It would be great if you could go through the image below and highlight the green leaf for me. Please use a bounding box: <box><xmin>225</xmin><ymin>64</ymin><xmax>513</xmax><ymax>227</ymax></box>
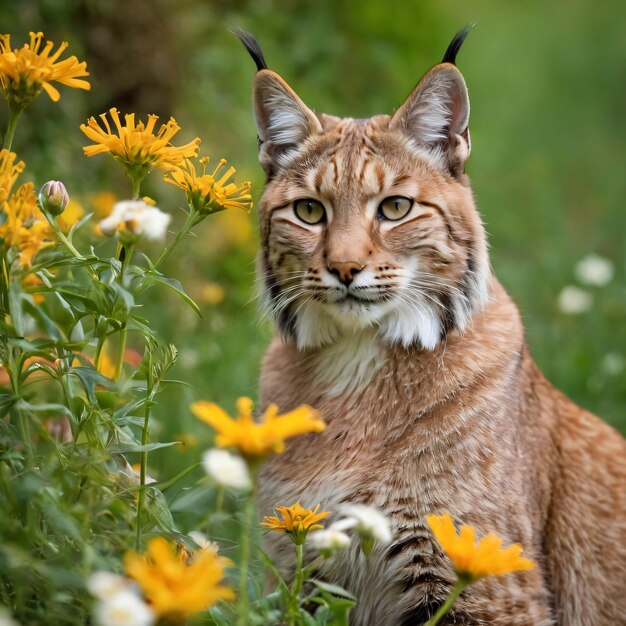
<box><xmin>308</xmin><ymin>580</ymin><xmax>356</xmax><ymax>601</ymax></box>
<box><xmin>141</xmin><ymin>272</ymin><xmax>201</xmax><ymax>316</ymax></box>
<box><xmin>145</xmin><ymin>486</ymin><xmax>178</xmax><ymax>533</ymax></box>
<box><xmin>66</xmin><ymin>212</ymin><xmax>94</xmax><ymax>240</ymax></box>
<box><xmin>108</xmin><ymin>441</ymin><xmax>180</xmax><ymax>454</ymax></box>
<box><xmin>71</xmin><ymin>367</ymin><xmax>112</xmax><ymax>404</ymax></box>
<box><xmin>22</xmin><ymin>299</ymin><xmax>63</xmax><ymax>341</ymax></box>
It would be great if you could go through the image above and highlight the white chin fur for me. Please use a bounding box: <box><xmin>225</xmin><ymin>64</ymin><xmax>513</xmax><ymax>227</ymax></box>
<box><xmin>293</xmin><ymin>295</ymin><xmax>444</xmax><ymax>351</ymax></box>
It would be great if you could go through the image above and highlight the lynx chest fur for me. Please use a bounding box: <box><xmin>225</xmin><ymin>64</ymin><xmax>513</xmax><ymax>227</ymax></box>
<box><xmin>237</xmin><ymin>28</ymin><xmax>626</xmax><ymax>626</ymax></box>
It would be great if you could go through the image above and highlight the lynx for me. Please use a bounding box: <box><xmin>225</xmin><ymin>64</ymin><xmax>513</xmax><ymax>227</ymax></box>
<box><xmin>237</xmin><ymin>28</ymin><xmax>626</xmax><ymax>625</ymax></box>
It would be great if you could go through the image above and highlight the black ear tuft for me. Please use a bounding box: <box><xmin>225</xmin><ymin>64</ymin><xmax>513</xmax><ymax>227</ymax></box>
<box><xmin>232</xmin><ymin>28</ymin><xmax>268</xmax><ymax>71</ymax></box>
<box><xmin>441</xmin><ymin>22</ymin><xmax>477</xmax><ymax>65</ymax></box>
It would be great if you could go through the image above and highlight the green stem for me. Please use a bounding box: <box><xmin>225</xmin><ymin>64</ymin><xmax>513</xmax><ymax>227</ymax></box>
<box><xmin>152</xmin><ymin>208</ymin><xmax>201</xmax><ymax>272</ymax></box>
<box><xmin>3</xmin><ymin>103</ymin><xmax>25</xmax><ymax>151</ymax></box>
<box><xmin>286</xmin><ymin>543</ymin><xmax>305</xmax><ymax>624</ymax></box>
<box><xmin>44</xmin><ymin>212</ymin><xmax>85</xmax><ymax>260</ymax></box>
<box><xmin>131</xmin><ymin>175</ymin><xmax>143</xmax><ymax>200</ymax></box>
<box><xmin>424</xmin><ymin>579</ymin><xmax>468</xmax><ymax>626</ymax></box>
<box><xmin>94</xmin><ymin>333</ymin><xmax>106</xmax><ymax>374</ymax></box>
<box><xmin>114</xmin><ymin>327</ymin><xmax>127</xmax><ymax>382</ymax></box>
<box><xmin>236</xmin><ymin>485</ymin><xmax>256</xmax><ymax>626</ymax></box>
<box><xmin>135</xmin><ymin>350</ymin><xmax>153</xmax><ymax>551</ymax></box>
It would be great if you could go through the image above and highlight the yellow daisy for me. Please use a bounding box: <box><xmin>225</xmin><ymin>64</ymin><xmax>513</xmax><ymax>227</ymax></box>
<box><xmin>191</xmin><ymin>397</ymin><xmax>325</xmax><ymax>458</ymax></box>
<box><xmin>427</xmin><ymin>514</ymin><xmax>535</xmax><ymax>581</ymax></box>
<box><xmin>261</xmin><ymin>501</ymin><xmax>330</xmax><ymax>545</ymax></box>
<box><xmin>124</xmin><ymin>537</ymin><xmax>234</xmax><ymax>617</ymax></box>
<box><xmin>80</xmin><ymin>108</ymin><xmax>200</xmax><ymax>179</ymax></box>
<box><xmin>0</xmin><ymin>31</ymin><xmax>90</xmax><ymax>105</ymax></box>
<box><xmin>0</xmin><ymin>150</ymin><xmax>53</xmax><ymax>268</ymax></box>
<box><xmin>163</xmin><ymin>156</ymin><xmax>253</xmax><ymax>213</ymax></box>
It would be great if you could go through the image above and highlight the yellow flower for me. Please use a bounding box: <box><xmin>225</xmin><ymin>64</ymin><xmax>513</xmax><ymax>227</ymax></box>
<box><xmin>0</xmin><ymin>148</ymin><xmax>25</xmax><ymax>202</ymax></box>
<box><xmin>200</xmin><ymin>281</ymin><xmax>225</xmax><ymax>305</ymax></box>
<box><xmin>90</xmin><ymin>191</ymin><xmax>117</xmax><ymax>217</ymax></box>
<box><xmin>163</xmin><ymin>156</ymin><xmax>253</xmax><ymax>214</ymax></box>
<box><xmin>191</xmin><ymin>397</ymin><xmax>325</xmax><ymax>458</ymax></box>
<box><xmin>0</xmin><ymin>150</ymin><xmax>53</xmax><ymax>268</ymax></box>
<box><xmin>0</xmin><ymin>32</ymin><xmax>90</xmax><ymax>105</ymax></box>
<box><xmin>427</xmin><ymin>514</ymin><xmax>535</xmax><ymax>581</ymax></box>
<box><xmin>124</xmin><ymin>537</ymin><xmax>234</xmax><ymax>617</ymax></box>
<box><xmin>261</xmin><ymin>501</ymin><xmax>330</xmax><ymax>545</ymax></box>
<box><xmin>80</xmin><ymin>108</ymin><xmax>200</xmax><ymax>179</ymax></box>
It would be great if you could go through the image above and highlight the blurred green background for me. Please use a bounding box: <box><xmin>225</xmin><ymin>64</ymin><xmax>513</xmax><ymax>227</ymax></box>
<box><xmin>3</xmin><ymin>0</ymin><xmax>625</xmax><ymax>482</ymax></box>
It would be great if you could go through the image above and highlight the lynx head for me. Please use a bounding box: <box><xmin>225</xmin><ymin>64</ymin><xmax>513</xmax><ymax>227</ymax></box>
<box><xmin>238</xmin><ymin>27</ymin><xmax>490</xmax><ymax>350</ymax></box>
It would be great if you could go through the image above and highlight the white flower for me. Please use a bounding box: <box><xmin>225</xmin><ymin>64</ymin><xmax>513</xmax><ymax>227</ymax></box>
<box><xmin>575</xmin><ymin>254</ymin><xmax>614</xmax><ymax>287</ymax></box>
<box><xmin>94</xmin><ymin>591</ymin><xmax>155</xmax><ymax>626</ymax></box>
<box><xmin>309</xmin><ymin>527</ymin><xmax>352</xmax><ymax>554</ymax></box>
<box><xmin>334</xmin><ymin>504</ymin><xmax>393</xmax><ymax>545</ymax></box>
<box><xmin>87</xmin><ymin>571</ymin><xmax>132</xmax><ymax>600</ymax></box>
<box><xmin>602</xmin><ymin>353</ymin><xmax>625</xmax><ymax>376</ymax></box>
<box><xmin>202</xmin><ymin>449</ymin><xmax>251</xmax><ymax>490</ymax></box>
<box><xmin>188</xmin><ymin>531</ymin><xmax>220</xmax><ymax>553</ymax></box>
<box><xmin>99</xmin><ymin>200</ymin><xmax>171</xmax><ymax>241</ymax></box>
<box><xmin>557</xmin><ymin>286</ymin><xmax>593</xmax><ymax>315</ymax></box>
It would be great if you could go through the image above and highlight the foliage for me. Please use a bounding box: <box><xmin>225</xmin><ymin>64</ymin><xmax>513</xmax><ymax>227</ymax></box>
<box><xmin>0</xmin><ymin>1</ymin><xmax>624</xmax><ymax>623</ymax></box>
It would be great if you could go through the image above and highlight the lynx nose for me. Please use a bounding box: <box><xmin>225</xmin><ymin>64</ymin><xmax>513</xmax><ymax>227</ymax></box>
<box><xmin>327</xmin><ymin>261</ymin><xmax>364</xmax><ymax>286</ymax></box>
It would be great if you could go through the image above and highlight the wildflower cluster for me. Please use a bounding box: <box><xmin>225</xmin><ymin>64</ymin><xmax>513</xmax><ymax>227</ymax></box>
<box><xmin>0</xmin><ymin>31</ymin><xmax>90</xmax><ymax>106</ymax></box>
<box><xmin>0</xmin><ymin>148</ymin><xmax>52</xmax><ymax>268</ymax></box>
<box><xmin>164</xmin><ymin>157</ymin><xmax>253</xmax><ymax>214</ymax></box>
<box><xmin>80</xmin><ymin>108</ymin><xmax>200</xmax><ymax>187</ymax></box>
<box><xmin>0</xmin><ymin>27</ymin><xmax>541</xmax><ymax>626</ymax></box>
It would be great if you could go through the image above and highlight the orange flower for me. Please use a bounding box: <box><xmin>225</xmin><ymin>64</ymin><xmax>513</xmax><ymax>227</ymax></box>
<box><xmin>261</xmin><ymin>501</ymin><xmax>329</xmax><ymax>545</ymax></box>
<box><xmin>124</xmin><ymin>537</ymin><xmax>234</xmax><ymax>617</ymax></box>
<box><xmin>191</xmin><ymin>397</ymin><xmax>325</xmax><ymax>458</ymax></box>
<box><xmin>0</xmin><ymin>32</ymin><xmax>89</xmax><ymax>105</ymax></box>
<box><xmin>427</xmin><ymin>514</ymin><xmax>535</xmax><ymax>580</ymax></box>
<box><xmin>80</xmin><ymin>108</ymin><xmax>200</xmax><ymax>178</ymax></box>
<box><xmin>163</xmin><ymin>157</ymin><xmax>253</xmax><ymax>213</ymax></box>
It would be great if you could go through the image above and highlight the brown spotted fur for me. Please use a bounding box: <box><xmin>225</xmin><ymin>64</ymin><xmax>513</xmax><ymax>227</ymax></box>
<box><xmin>242</xmin><ymin>33</ymin><xmax>626</xmax><ymax>626</ymax></box>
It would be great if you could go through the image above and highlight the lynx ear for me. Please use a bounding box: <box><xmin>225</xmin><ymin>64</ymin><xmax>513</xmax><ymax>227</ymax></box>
<box><xmin>389</xmin><ymin>64</ymin><xmax>470</xmax><ymax>176</ymax></box>
<box><xmin>253</xmin><ymin>70</ymin><xmax>322</xmax><ymax>173</ymax></box>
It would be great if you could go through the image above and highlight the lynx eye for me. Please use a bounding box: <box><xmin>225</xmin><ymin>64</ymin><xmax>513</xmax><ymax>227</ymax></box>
<box><xmin>378</xmin><ymin>196</ymin><xmax>413</xmax><ymax>221</ymax></box>
<box><xmin>294</xmin><ymin>199</ymin><xmax>326</xmax><ymax>225</ymax></box>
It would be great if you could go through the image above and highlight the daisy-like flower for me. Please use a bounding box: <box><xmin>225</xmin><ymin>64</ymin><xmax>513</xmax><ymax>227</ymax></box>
<box><xmin>309</xmin><ymin>527</ymin><xmax>352</xmax><ymax>556</ymax></box>
<box><xmin>0</xmin><ymin>32</ymin><xmax>90</xmax><ymax>106</ymax></box>
<box><xmin>98</xmin><ymin>199</ymin><xmax>171</xmax><ymax>243</ymax></box>
<box><xmin>427</xmin><ymin>514</ymin><xmax>535</xmax><ymax>582</ymax></box>
<box><xmin>163</xmin><ymin>157</ymin><xmax>253</xmax><ymax>214</ymax></box>
<box><xmin>191</xmin><ymin>397</ymin><xmax>325</xmax><ymax>458</ymax></box>
<box><xmin>557</xmin><ymin>285</ymin><xmax>592</xmax><ymax>315</ymax></box>
<box><xmin>261</xmin><ymin>501</ymin><xmax>330</xmax><ymax>545</ymax></box>
<box><xmin>87</xmin><ymin>571</ymin><xmax>134</xmax><ymax>601</ymax></box>
<box><xmin>80</xmin><ymin>108</ymin><xmax>200</xmax><ymax>181</ymax></box>
<box><xmin>202</xmin><ymin>448</ymin><xmax>251</xmax><ymax>490</ymax></box>
<box><xmin>575</xmin><ymin>254</ymin><xmax>614</xmax><ymax>287</ymax></box>
<box><xmin>124</xmin><ymin>537</ymin><xmax>234</xmax><ymax>618</ymax></box>
<box><xmin>0</xmin><ymin>149</ymin><xmax>53</xmax><ymax>268</ymax></box>
<box><xmin>93</xmin><ymin>589</ymin><xmax>155</xmax><ymax>626</ymax></box>
<box><xmin>333</xmin><ymin>504</ymin><xmax>392</xmax><ymax>555</ymax></box>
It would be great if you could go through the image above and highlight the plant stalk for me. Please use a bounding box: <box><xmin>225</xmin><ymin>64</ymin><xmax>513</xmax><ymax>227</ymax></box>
<box><xmin>3</xmin><ymin>103</ymin><xmax>25</xmax><ymax>151</ymax></box>
<box><xmin>236</xmin><ymin>484</ymin><xmax>256</xmax><ymax>626</ymax></box>
<box><xmin>424</xmin><ymin>579</ymin><xmax>468</xmax><ymax>626</ymax></box>
<box><xmin>135</xmin><ymin>350</ymin><xmax>153</xmax><ymax>550</ymax></box>
<box><xmin>152</xmin><ymin>207</ymin><xmax>202</xmax><ymax>272</ymax></box>
<box><xmin>286</xmin><ymin>543</ymin><xmax>305</xmax><ymax>624</ymax></box>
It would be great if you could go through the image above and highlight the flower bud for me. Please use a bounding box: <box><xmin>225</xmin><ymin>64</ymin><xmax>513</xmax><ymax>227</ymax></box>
<box><xmin>39</xmin><ymin>180</ymin><xmax>69</xmax><ymax>216</ymax></box>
